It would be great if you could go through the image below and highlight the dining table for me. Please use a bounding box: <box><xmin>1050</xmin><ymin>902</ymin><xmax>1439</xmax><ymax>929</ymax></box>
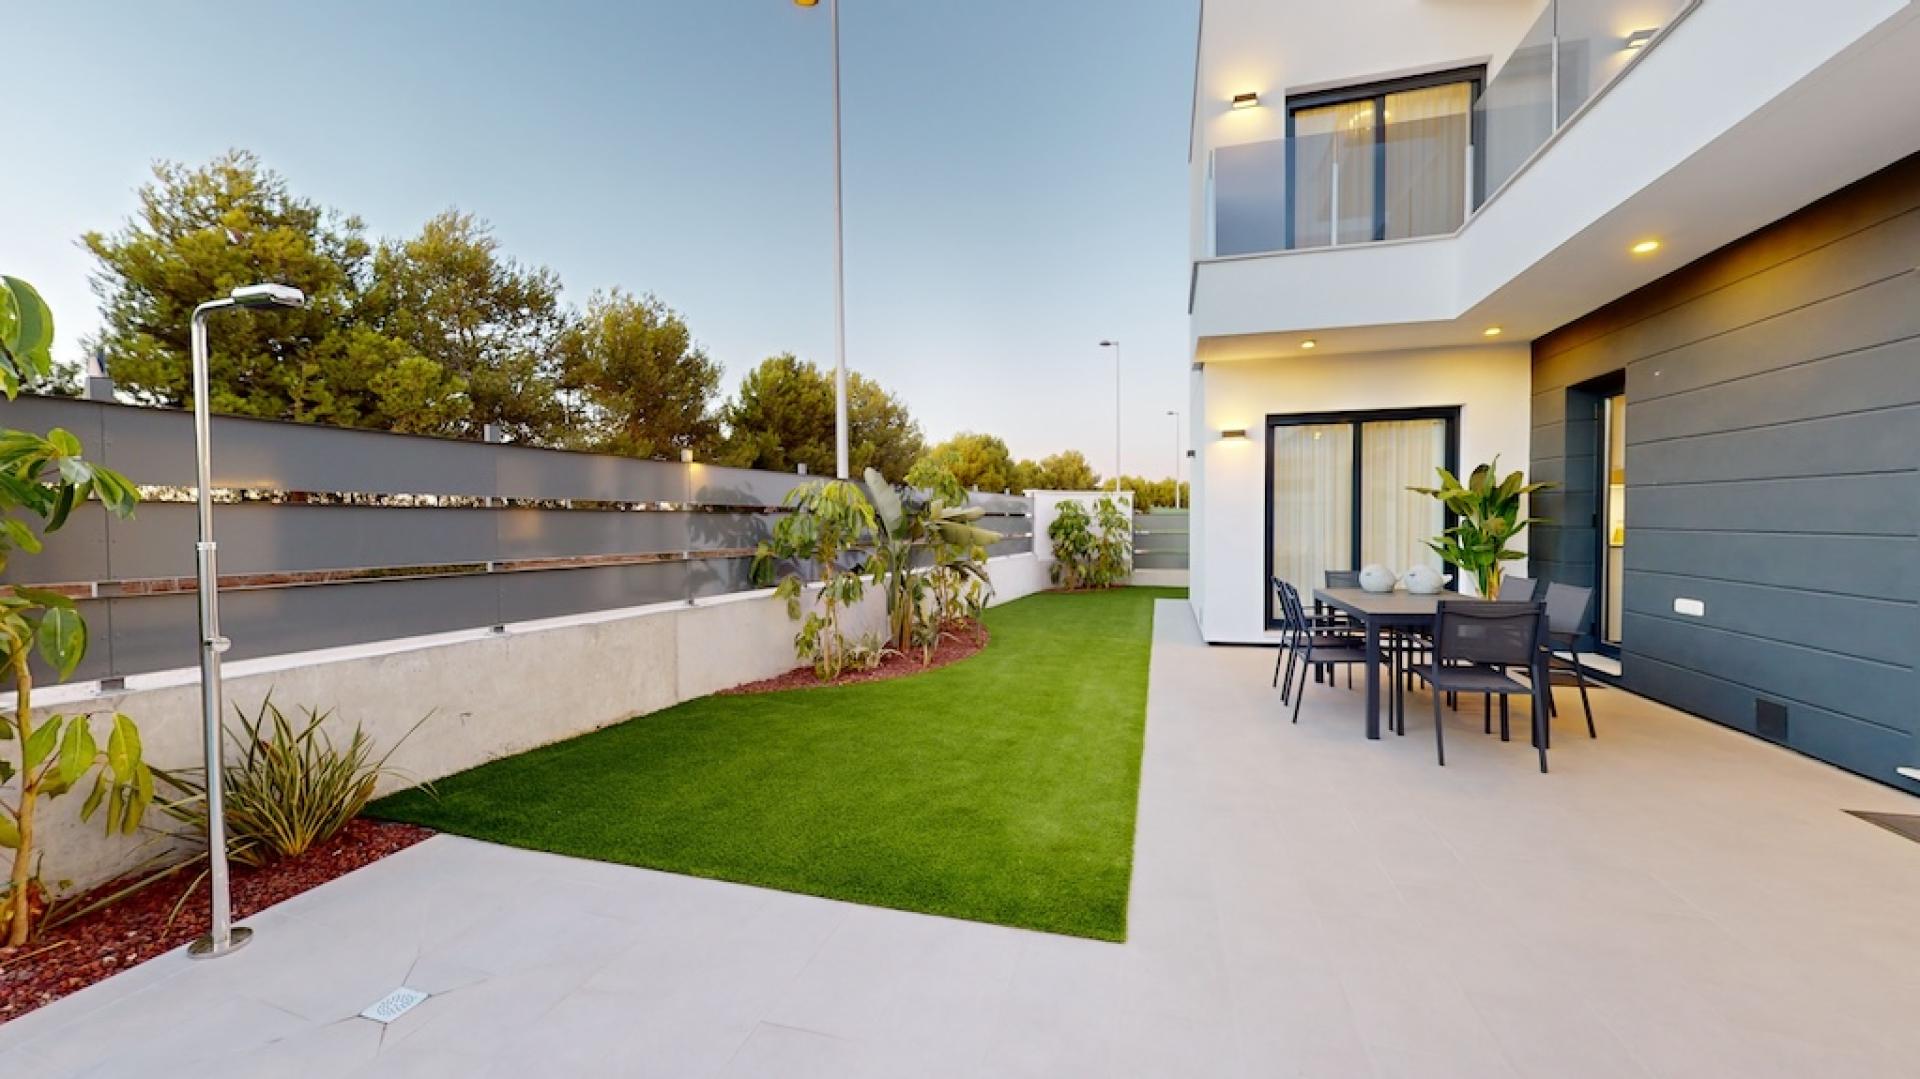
<box><xmin>1312</xmin><ymin>586</ymin><xmax>1465</xmax><ymax>739</ymax></box>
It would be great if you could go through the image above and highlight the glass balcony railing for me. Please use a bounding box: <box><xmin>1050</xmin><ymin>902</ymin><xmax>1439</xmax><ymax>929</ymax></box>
<box><xmin>1207</xmin><ymin>0</ymin><xmax>1696</xmax><ymax>259</ymax></box>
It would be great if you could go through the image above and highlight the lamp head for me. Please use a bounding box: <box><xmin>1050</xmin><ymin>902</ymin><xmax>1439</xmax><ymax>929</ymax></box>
<box><xmin>229</xmin><ymin>283</ymin><xmax>306</xmax><ymax>309</ymax></box>
<box><xmin>1098</xmin><ymin>339</ymin><xmax>1117</xmax><ymax>348</ymax></box>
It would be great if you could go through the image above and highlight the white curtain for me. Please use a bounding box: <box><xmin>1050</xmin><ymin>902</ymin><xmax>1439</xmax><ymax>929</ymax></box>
<box><xmin>1270</xmin><ymin>424</ymin><xmax>1353</xmax><ymax>618</ymax></box>
<box><xmin>1383</xmin><ymin>83</ymin><xmax>1472</xmax><ymax>240</ymax></box>
<box><xmin>1359</xmin><ymin>419</ymin><xmax>1446</xmax><ymax>577</ymax></box>
<box><xmin>1291</xmin><ymin>100</ymin><xmax>1376</xmax><ymax>247</ymax></box>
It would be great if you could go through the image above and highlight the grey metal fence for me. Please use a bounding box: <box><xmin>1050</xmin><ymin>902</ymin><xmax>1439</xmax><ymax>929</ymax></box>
<box><xmin>0</xmin><ymin>395</ymin><xmax>1032</xmax><ymax>684</ymax></box>
<box><xmin>1133</xmin><ymin>509</ymin><xmax>1189</xmax><ymax>571</ymax></box>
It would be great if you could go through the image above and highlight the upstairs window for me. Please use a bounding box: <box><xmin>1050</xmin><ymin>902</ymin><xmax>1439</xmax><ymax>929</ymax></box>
<box><xmin>1286</xmin><ymin>68</ymin><xmax>1483</xmax><ymax>249</ymax></box>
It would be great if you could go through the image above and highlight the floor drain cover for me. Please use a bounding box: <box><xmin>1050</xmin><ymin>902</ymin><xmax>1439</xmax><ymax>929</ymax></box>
<box><xmin>360</xmin><ymin>987</ymin><xmax>430</xmax><ymax>1024</ymax></box>
<box><xmin>1846</xmin><ymin>811</ymin><xmax>1920</xmax><ymax>845</ymax></box>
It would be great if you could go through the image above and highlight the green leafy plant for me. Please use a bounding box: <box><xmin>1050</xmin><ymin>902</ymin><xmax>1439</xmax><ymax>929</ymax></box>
<box><xmin>865</xmin><ymin>467</ymin><xmax>998</xmax><ymax>660</ymax></box>
<box><xmin>1409</xmin><ymin>457</ymin><xmax>1552</xmax><ymax>598</ymax></box>
<box><xmin>752</xmin><ymin>479</ymin><xmax>883</xmax><ymax>680</ymax></box>
<box><xmin>1048</xmin><ymin>497</ymin><xmax>1132</xmax><ymax>591</ymax></box>
<box><xmin>154</xmin><ymin>695</ymin><xmax>429</xmax><ymax>871</ymax></box>
<box><xmin>2</xmin><ymin>275</ymin><xmax>148</xmax><ymax>946</ymax></box>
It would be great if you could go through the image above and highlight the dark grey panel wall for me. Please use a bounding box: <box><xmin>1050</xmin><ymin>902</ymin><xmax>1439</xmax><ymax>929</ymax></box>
<box><xmin>1529</xmin><ymin>153</ymin><xmax>1920</xmax><ymax>790</ymax></box>
<box><xmin>0</xmin><ymin>396</ymin><xmax>1037</xmax><ymax>684</ymax></box>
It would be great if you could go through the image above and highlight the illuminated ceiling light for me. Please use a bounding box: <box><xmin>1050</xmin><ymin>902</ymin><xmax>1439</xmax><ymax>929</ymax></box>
<box><xmin>1624</xmin><ymin>27</ymin><xmax>1659</xmax><ymax>50</ymax></box>
<box><xmin>1483</xmin><ymin>326</ymin><xmax>1503</xmax><ymax>337</ymax></box>
<box><xmin>1631</xmin><ymin>239</ymin><xmax>1662</xmax><ymax>255</ymax></box>
<box><xmin>1231</xmin><ymin>92</ymin><xmax>1260</xmax><ymax>110</ymax></box>
<box><xmin>1300</xmin><ymin>339</ymin><xmax>1317</xmax><ymax>350</ymax></box>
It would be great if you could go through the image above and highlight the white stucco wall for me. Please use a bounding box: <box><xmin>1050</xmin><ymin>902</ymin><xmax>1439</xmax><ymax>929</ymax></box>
<box><xmin>1193</xmin><ymin>345</ymin><xmax>1532</xmax><ymax>643</ymax></box>
<box><xmin>8</xmin><ymin>553</ymin><xmax>1052</xmax><ymax>892</ymax></box>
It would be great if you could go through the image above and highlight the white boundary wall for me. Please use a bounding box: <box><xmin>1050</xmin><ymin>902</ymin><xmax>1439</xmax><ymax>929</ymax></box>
<box><xmin>1027</xmin><ymin>490</ymin><xmax>1134</xmax><ymax>566</ymax></box>
<box><xmin>9</xmin><ymin>553</ymin><xmax>1051</xmax><ymax>892</ymax></box>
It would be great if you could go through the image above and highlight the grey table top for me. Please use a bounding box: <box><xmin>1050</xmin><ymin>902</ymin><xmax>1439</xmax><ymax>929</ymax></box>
<box><xmin>1313</xmin><ymin>587</ymin><xmax>1467</xmax><ymax>620</ymax></box>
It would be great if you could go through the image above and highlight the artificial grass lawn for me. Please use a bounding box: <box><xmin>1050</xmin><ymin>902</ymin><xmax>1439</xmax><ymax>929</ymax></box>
<box><xmin>370</xmin><ymin>587</ymin><xmax>1182</xmax><ymax>941</ymax></box>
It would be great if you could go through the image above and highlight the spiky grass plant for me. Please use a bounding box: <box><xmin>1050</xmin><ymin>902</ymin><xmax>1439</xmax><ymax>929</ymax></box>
<box><xmin>155</xmin><ymin>695</ymin><xmax>428</xmax><ymax>869</ymax></box>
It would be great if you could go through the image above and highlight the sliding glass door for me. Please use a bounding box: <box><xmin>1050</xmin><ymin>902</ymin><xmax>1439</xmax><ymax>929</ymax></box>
<box><xmin>1287</xmin><ymin>69</ymin><xmax>1481</xmax><ymax>249</ymax></box>
<box><xmin>1267</xmin><ymin>409</ymin><xmax>1458</xmax><ymax>624</ymax></box>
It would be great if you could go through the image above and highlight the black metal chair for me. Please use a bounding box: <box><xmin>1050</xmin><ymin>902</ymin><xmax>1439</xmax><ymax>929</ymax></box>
<box><xmin>1271</xmin><ymin>576</ymin><xmax>1357</xmax><ymax>698</ymax></box>
<box><xmin>1317</xmin><ymin>570</ymin><xmax>1364</xmax><ymax>688</ymax></box>
<box><xmin>1278</xmin><ymin>579</ymin><xmax>1383</xmax><ymax>725</ymax></box>
<box><xmin>1409</xmin><ymin>600</ymin><xmax>1551</xmax><ymax>772</ymax></box>
<box><xmin>1542</xmin><ymin>582</ymin><xmax>1598</xmax><ymax>738</ymax></box>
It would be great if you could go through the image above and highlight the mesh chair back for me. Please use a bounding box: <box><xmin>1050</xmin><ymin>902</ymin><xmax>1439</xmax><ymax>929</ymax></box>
<box><xmin>1271</xmin><ymin>576</ymin><xmax>1298</xmax><ymax>630</ymax></box>
<box><xmin>1325</xmin><ymin>569</ymin><xmax>1361</xmax><ymax>589</ymax></box>
<box><xmin>1498</xmin><ymin>575</ymin><xmax>1542</xmax><ymax>601</ymax></box>
<box><xmin>1544</xmin><ymin>582</ymin><xmax>1594</xmax><ymax>637</ymax></box>
<box><xmin>1277</xmin><ymin>579</ymin><xmax>1307</xmax><ymax>631</ymax></box>
<box><xmin>1432</xmin><ymin>600</ymin><xmax>1544</xmax><ymax>667</ymax></box>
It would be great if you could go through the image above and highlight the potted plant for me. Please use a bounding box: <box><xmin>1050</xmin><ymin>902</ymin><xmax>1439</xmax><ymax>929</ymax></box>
<box><xmin>1409</xmin><ymin>458</ymin><xmax>1551</xmax><ymax>599</ymax></box>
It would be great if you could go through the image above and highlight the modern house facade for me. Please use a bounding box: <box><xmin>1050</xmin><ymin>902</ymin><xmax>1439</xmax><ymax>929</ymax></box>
<box><xmin>1186</xmin><ymin>0</ymin><xmax>1920</xmax><ymax>787</ymax></box>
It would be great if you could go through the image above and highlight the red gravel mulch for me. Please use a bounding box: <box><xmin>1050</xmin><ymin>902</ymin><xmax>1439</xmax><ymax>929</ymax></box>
<box><xmin>722</xmin><ymin>618</ymin><xmax>990</xmax><ymax>695</ymax></box>
<box><xmin>0</xmin><ymin>817</ymin><xmax>432</xmax><ymax>1026</ymax></box>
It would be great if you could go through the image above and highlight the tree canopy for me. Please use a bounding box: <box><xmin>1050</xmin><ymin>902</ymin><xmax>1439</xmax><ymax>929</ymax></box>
<box><xmin>83</xmin><ymin>150</ymin><xmax>383</xmax><ymax>424</ymax></box>
<box><xmin>916</xmin><ymin>432</ymin><xmax>1018</xmax><ymax>494</ymax></box>
<box><xmin>72</xmin><ymin>150</ymin><xmax>1180</xmax><ymax>498</ymax></box>
<box><xmin>718</xmin><ymin>354</ymin><xmax>923</xmax><ymax>477</ymax></box>
<box><xmin>1013</xmin><ymin>449</ymin><xmax>1102</xmax><ymax>492</ymax></box>
<box><xmin>360</xmin><ymin>210</ymin><xmax>568</xmax><ymax>442</ymax></box>
<box><xmin>557</xmin><ymin>289</ymin><xmax>721</xmax><ymax>459</ymax></box>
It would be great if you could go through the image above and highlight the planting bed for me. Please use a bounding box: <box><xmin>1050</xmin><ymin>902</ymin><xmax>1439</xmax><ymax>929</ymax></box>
<box><xmin>721</xmin><ymin>618</ymin><xmax>989</xmax><ymax>695</ymax></box>
<box><xmin>0</xmin><ymin>818</ymin><xmax>431</xmax><ymax>1025</ymax></box>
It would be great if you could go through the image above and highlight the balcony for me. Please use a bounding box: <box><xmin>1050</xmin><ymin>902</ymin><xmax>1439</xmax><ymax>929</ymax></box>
<box><xmin>1206</xmin><ymin>0</ymin><xmax>1697</xmax><ymax>260</ymax></box>
<box><xmin>1191</xmin><ymin>0</ymin><xmax>1920</xmax><ymax>355</ymax></box>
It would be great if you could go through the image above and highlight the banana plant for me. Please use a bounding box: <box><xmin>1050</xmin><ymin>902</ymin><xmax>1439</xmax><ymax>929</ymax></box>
<box><xmin>865</xmin><ymin>468</ymin><xmax>999</xmax><ymax>658</ymax></box>
<box><xmin>751</xmin><ymin>479</ymin><xmax>878</xmax><ymax>680</ymax></box>
<box><xmin>1408</xmin><ymin>457</ymin><xmax>1552</xmax><ymax>599</ymax></box>
<box><xmin>2</xmin><ymin>275</ymin><xmax>149</xmax><ymax>946</ymax></box>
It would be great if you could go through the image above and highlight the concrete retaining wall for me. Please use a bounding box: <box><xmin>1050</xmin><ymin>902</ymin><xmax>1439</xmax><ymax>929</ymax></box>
<box><xmin>7</xmin><ymin>553</ymin><xmax>1049</xmax><ymax>893</ymax></box>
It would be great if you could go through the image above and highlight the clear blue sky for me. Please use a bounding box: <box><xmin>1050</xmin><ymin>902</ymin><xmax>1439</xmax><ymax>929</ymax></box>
<box><xmin>5</xmin><ymin>0</ymin><xmax>1199</xmax><ymax>478</ymax></box>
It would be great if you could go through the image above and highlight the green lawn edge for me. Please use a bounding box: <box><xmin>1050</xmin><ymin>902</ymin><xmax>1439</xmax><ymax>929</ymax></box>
<box><xmin>370</xmin><ymin>587</ymin><xmax>1182</xmax><ymax>941</ymax></box>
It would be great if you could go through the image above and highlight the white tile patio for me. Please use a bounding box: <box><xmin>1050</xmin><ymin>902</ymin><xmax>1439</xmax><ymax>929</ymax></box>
<box><xmin>3</xmin><ymin>598</ymin><xmax>1917</xmax><ymax>1077</ymax></box>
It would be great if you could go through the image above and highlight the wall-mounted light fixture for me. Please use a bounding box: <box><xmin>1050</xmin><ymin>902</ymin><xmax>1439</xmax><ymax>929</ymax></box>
<box><xmin>1631</xmin><ymin>238</ymin><xmax>1662</xmax><ymax>255</ymax></box>
<box><xmin>1623</xmin><ymin>27</ymin><xmax>1658</xmax><ymax>50</ymax></box>
<box><xmin>1220</xmin><ymin>428</ymin><xmax>1249</xmax><ymax>440</ymax></box>
<box><xmin>1231</xmin><ymin>92</ymin><xmax>1260</xmax><ymax>110</ymax></box>
<box><xmin>1299</xmin><ymin>339</ymin><xmax>1317</xmax><ymax>350</ymax></box>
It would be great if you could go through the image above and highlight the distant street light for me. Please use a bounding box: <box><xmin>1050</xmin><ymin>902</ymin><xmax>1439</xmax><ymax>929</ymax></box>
<box><xmin>1165</xmin><ymin>410</ymin><xmax>1182</xmax><ymax>509</ymax></box>
<box><xmin>186</xmin><ymin>282</ymin><xmax>305</xmax><ymax>959</ymax></box>
<box><xmin>796</xmin><ymin>0</ymin><xmax>850</xmax><ymax>478</ymax></box>
<box><xmin>1098</xmin><ymin>340</ymin><xmax>1120</xmax><ymax>491</ymax></box>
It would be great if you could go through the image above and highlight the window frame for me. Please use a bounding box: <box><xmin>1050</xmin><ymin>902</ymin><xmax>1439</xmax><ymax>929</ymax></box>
<box><xmin>1262</xmin><ymin>406</ymin><xmax>1462</xmax><ymax>629</ymax></box>
<box><xmin>1282</xmin><ymin>66</ymin><xmax>1487</xmax><ymax>249</ymax></box>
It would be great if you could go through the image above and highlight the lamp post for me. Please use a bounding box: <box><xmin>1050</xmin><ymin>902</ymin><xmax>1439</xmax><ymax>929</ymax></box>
<box><xmin>186</xmin><ymin>282</ymin><xmax>305</xmax><ymax>959</ymax></box>
<box><xmin>796</xmin><ymin>0</ymin><xmax>851</xmax><ymax>478</ymax></box>
<box><xmin>1165</xmin><ymin>409</ymin><xmax>1182</xmax><ymax>509</ymax></box>
<box><xmin>1098</xmin><ymin>340</ymin><xmax>1120</xmax><ymax>491</ymax></box>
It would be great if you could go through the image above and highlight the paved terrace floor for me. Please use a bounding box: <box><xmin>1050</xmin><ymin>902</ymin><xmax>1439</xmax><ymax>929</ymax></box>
<box><xmin>4</xmin><ymin>599</ymin><xmax>1917</xmax><ymax>1077</ymax></box>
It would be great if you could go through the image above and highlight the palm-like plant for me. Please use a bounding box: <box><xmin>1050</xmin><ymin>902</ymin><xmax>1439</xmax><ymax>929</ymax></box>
<box><xmin>751</xmin><ymin>479</ymin><xmax>879</xmax><ymax>680</ymax></box>
<box><xmin>1409</xmin><ymin>458</ymin><xmax>1551</xmax><ymax>599</ymax></box>
<box><xmin>865</xmin><ymin>468</ymin><xmax>999</xmax><ymax>658</ymax></box>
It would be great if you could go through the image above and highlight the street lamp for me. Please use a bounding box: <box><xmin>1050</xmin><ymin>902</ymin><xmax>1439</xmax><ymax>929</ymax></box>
<box><xmin>796</xmin><ymin>0</ymin><xmax>851</xmax><ymax>478</ymax></box>
<box><xmin>186</xmin><ymin>282</ymin><xmax>306</xmax><ymax>959</ymax></box>
<box><xmin>1098</xmin><ymin>340</ymin><xmax>1120</xmax><ymax>491</ymax></box>
<box><xmin>1165</xmin><ymin>410</ymin><xmax>1182</xmax><ymax>509</ymax></box>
